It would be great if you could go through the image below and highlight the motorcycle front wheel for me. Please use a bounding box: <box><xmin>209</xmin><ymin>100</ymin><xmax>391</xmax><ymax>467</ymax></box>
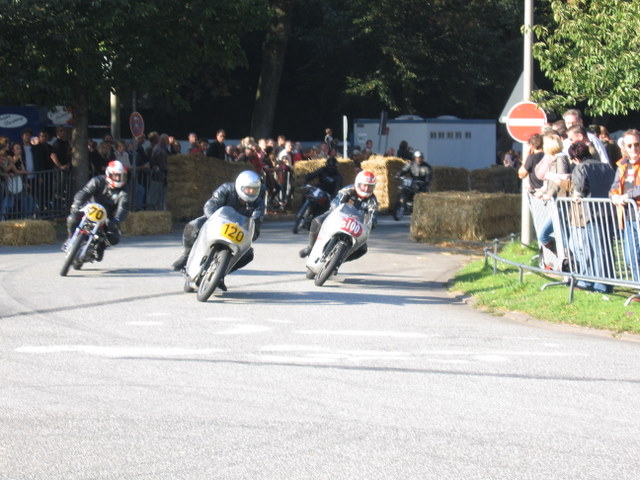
<box><xmin>293</xmin><ymin>202</ymin><xmax>310</xmax><ymax>234</ymax></box>
<box><xmin>314</xmin><ymin>241</ymin><xmax>347</xmax><ymax>286</ymax></box>
<box><xmin>60</xmin><ymin>235</ymin><xmax>85</xmax><ymax>277</ymax></box>
<box><xmin>197</xmin><ymin>248</ymin><xmax>231</xmax><ymax>302</ymax></box>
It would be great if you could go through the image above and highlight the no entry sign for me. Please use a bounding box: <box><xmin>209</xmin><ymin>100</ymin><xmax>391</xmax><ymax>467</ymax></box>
<box><xmin>505</xmin><ymin>101</ymin><xmax>546</xmax><ymax>143</ymax></box>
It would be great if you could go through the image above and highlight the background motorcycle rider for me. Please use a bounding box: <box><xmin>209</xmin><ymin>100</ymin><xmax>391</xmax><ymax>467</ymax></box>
<box><xmin>395</xmin><ymin>150</ymin><xmax>433</xmax><ymax>192</ymax></box>
<box><xmin>172</xmin><ymin>170</ymin><xmax>265</xmax><ymax>291</ymax></box>
<box><xmin>299</xmin><ymin>170</ymin><xmax>378</xmax><ymax>261</ymax></box>
<box><xmin>303</xmin><ymin>156</ymin><xmax>343</xmax><ymax>198</ymax></box>
<box><xmin>66</xmin><ymin>160</ymin><xmax>129</xmax><ymax>261</ymax></box>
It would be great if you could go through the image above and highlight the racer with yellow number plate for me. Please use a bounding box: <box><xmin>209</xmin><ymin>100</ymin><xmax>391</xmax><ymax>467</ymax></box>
<box><xmin>172</xmin><ymin>170</ymin><xmax>265</xmax><ymax>290</ymax></box>
<box><xmin>66</xmin><ymin>160</ymin><xmax>129</xmax><ymax>261</ymax></box>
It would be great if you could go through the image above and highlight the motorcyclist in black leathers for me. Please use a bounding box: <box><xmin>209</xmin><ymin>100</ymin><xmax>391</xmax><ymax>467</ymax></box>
<box><xmin>303</xmin><ymin>156</ymin><xmax>343</xmax><ymax>197</ymax></box>
<box><xmin>395</xmin><ymin>150</ymin><xmax>433</xmax><ymax>192</ymax></box>
<box><xmin>171</xmin><ymin>170</ymin><xmax>266</xmax><ymax>291</ymax></box>
<box><xmin>66</xmin><ymin>160</ymin><xmax>129</xmax><ymax>261</ymax></box>
<box><xmin>298</xmin><ymin>170</ymin><xmax>378</xmax><ymax>261</ymax></box>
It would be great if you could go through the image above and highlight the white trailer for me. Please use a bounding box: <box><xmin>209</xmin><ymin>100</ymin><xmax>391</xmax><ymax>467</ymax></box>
<box><xmin>353</xmin><ymin>115</ymin><xmax>496</xmax><ymax>170</ymax></box>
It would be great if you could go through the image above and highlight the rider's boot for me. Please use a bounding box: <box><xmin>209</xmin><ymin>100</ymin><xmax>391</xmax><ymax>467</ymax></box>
<box><xmin>299</xmin><ymin>228</ymin><xmax>319</xmax><ymax>258</ymax></box>
<box><xmin>171</xmin><ymin>247</ymin><xmax>191</xmax><ymax>271</ymax></box>
<box><xmin>217</xmin><ymin>278</ymin><xmax>227</xmax><ymax>292</ymax></box>
<box><xmin>95</xmin><ymin>241</ymin><xmax>106</xmax><ymax>262</ymax></box>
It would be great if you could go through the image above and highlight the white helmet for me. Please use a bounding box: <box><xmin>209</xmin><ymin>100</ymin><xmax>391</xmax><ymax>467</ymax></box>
<box><xmin>106</xmin><ymin>160</ymin><xmax>126</xmax><ymax>188</ymax></box>
<box><xmin>235</xmin><ymin>170</ymin><xmax>261</xmax><ymax>202</ymax></box>
<box><xmin>354</xmin><ymin>170</ymin><xmax>376</xmax><ymax>199</ymax></box>
<box><xmin>413</xmin><ymin>150</ymin><xmax>424</xmax><ymax>159</ymax></box>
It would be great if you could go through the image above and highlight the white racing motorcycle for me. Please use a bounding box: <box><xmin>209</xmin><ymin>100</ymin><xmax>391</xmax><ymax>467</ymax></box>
<box><xmin>305</xmin><ymin>202</ymin><xmax>372</xmax><ymax>286</ymax></box>
<box><xmin>183</xmin><ymin>206</ymin><xmax>255</xmax><ymax>302</ymax></box>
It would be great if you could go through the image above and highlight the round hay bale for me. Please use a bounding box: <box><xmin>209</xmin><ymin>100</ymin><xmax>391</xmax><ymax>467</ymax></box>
<box><xmin>0</xmin><ymin>220</ymin><xmax>56</xmax><ymax>246</ymax></box>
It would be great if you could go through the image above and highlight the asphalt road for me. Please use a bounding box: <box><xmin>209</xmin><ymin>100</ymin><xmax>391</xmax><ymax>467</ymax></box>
<box><xmin>1</xmin><ymin>217</ymin><xmax>639</xmax><ymax>480</ymax></box>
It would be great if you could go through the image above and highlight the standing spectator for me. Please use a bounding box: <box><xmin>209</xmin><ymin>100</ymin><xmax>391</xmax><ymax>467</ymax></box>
<box><xmin>277</xmin><ymin>140</ymin><xmax>294</xmax><ymax>209</ymax></box>
<box><xmin>562</xmin><ymin>109</ymin><xmax>609</xmax><ymax>164</ymax></box>
<box><xmin>148</xmin><ymin>133</ymin><xmax>169</xmax><ymax>210</ymax></box>
<box><xmin>519</xmin><ymin>133</ymin><xmax>545</xmax><ymax>192</ymax></box>
<box><xmin>170</xmin><ymin>138</ymin><xmax>182</xmax><ymax>155</ymax></box>
<box><xmin>114</xmin><ymin>140</ymin><xmax>132</xmax><ymax>170</ymax></box>
<box><xmin>594</xmin><ymin>125</ymin><xmax>622</xmax><ymax>167</ymax></box>
<box><xmin>566</xmin><ymin>125</ymin><xmax>602</xmax><ymax>163</ymax></box>
<box><xmin>274</xmin><ymin>135</ymin><xmax>286</xmax><ymax>156</ymax></box>
<box><xmin>324</xmin><ymin>128</ymin><xmax>337</xmax><ymax>151</ymax></box>
<box><xmin>568</xmin><ymin>142</ymin><xmax>615</xmax><ymax>293</ymax></box>
<box><xmin>132</xmin><ymin>134</ymin><xmax>150</xmax><ymax>209</ymax></box>
<box><xmin>34</xmin><ymin>130</ymin><xmax>53</xmax><ymax>170</ymax></box>
<box><xmin>397</xmin><ymin>140</ymin><xmax>412</xmax><ymax>161</ymax></box>
<box><xmin>50</xmin><ymin>126</ymin><xmax>71</xmax><ymax>172</ymax></box>
<box><xmin>610</xmin><ymin>129</ymin><xmax>640</xmax><ymax>281</ymax></box>
<box><xmin>534</xmin><ymin>132</ymin><xmax>571</xmax><ymax>259</ymax></box>
<box><xmin>198</xmin><ymin>138</ymin><xmax>209</xmax><ymax>156</ymax></box>
<box><xmin>502</xmin><ymin>149</ymin><xmax>521</xmax><ymax>169</ymax></box>
<box><xmin>145</xmin><ymin>131</ymin><xmax>159</xmax><ymax>160</ymax></box>
<box><xmin>206</xmin><ymin>129</ymin><xmax>227</xmax><ymax>159</ymax></box>
<box><xmin>88</xmin><ymin>139</ymin><xmax>107</xmax><ymax>177</ymax></box>
<box><xmin>1</xmin><ymin>144</ymin><xmax>28</xmax><ymax>219</ymax></box>
<box><xmin>187</xmin><ymin>132</ymin><xmax>200</xmax><ymax>154</ymax></box>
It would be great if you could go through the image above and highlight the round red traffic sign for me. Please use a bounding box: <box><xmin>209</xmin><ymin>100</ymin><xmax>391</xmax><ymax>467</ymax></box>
<box><xmin>129</xmin><ymin>112</ymin><xmax>145</xmax><ymax>137</ymax></box>
<box><xmin>505</xmin><ymin>101</ymin><xmax>546</xmax><ymax>143</ymax></box>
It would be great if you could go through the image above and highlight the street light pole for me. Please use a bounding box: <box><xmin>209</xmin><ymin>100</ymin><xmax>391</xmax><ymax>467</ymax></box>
<box><xmin>521</xmin><ymin>0</ymin><xmax>534</xmax><ymax>245</ymax></box>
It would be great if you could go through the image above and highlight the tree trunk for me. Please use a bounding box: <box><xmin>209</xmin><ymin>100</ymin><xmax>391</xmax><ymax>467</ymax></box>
<box><xmin>250</xmin><ymin>0</ymin><xmax>296</xmax><ymax>139</ymax></box>
<box><xmin>71</xmin><ymin>92</ymin><xmax>89</xmax><ymax>195</ymax></box>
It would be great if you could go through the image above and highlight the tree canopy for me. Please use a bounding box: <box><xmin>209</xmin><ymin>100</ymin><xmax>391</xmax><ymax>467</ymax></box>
<box><xmin>533</xmin><ymin>0</ymin><xmax>640</xmax><ymax>117</ymax></box>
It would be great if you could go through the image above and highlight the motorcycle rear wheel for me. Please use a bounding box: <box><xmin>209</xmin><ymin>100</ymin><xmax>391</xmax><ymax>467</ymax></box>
<box><xmin>197</xmin><ymin>248</ymin><xmax>231</xmax><ymax>302</ymax></box>
<box><xmin>60</xmin><ymin>235</ymin><xmax>85</xmax><ymax>277</ymax></box>
<box><xmin>314</xmin><ymin>241</ymin><xmax>347</xmax><ymax>286</ymax></box>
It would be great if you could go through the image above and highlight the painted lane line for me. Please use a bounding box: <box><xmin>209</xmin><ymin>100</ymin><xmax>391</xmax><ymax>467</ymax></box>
<box><xmin>15</xmin><ymin>345</ymin><xmax>224</xmax><ymax>357</ymax></box>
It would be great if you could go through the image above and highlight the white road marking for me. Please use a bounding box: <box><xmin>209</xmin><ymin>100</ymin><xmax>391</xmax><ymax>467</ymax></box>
<box><xmin>296</xmin><ymin>329</ymin><xmax>432</xmax><ymax>339</ymax></box>
<box><xmin>214</xmin><ymin>325</ymin><xmax>271</xmax><ymax>335</ymax></box>
<box><xmin>127</xmin><ymin>321</ymin><xmax>163</xmax><ymax>326</ymax></box>
<box><xmin>15</xmin><ymin>345</ymin><xmax>224</xmax><ymax>357</ymax></box>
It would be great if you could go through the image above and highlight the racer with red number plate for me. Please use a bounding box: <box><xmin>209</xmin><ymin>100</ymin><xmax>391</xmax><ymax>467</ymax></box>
<box><xmin>172</xmin><ymin>171</ymin><xmax>265</xmax><ymax>290</ymax></box>
<box><xmin>298</xmin><ymin>170</ymin><xmax>378</xmax><ymax>262</ymax></box>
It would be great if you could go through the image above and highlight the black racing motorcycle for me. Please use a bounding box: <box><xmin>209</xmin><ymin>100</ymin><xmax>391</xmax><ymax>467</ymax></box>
<box><xmin>292</xmin><ymin>184</ymin><xmax>332</xmax><ymax>234</ymax></box>
<box><xmin>393</xmin><ymin>178</ymin><xmax>426</xmax><ymax>221</ymax></box>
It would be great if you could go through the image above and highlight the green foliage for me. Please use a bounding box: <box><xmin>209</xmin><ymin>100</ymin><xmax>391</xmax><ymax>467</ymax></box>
<box><xmin>453</xmin><ymin>241</ymin><xmax>640</xmax><ymax>335</ymax></box>
<box><xmin>0</xmin><ymin>0</ymin><xmax>269</xmax><ymax>109</ymax></box>
<box><xmin>532</xmin><ymin>0</ymin><xmax>640</xmax><ymax>116</ymax></box>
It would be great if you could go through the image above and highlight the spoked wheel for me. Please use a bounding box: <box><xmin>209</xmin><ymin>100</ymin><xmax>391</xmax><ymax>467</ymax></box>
<box><xmin>60</xmin><ymin>235</ymin><xmax>85</xmax><ymax>276</ymax></box>
<box><xmin>314</xmin><ymin>241</ymin><xmax>347</xmax><ymax>286</ymax></box>
<box><xmin>197</xmin><ymin>248</ymin><xmax>231</xmax><ymax>302</ymax></box>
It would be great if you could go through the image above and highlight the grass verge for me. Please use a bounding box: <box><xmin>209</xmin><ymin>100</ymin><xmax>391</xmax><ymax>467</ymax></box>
<box><xmin>450</xmin><ymin>240</ymin><xmax>640</xmax><ymax>336</ymax></box>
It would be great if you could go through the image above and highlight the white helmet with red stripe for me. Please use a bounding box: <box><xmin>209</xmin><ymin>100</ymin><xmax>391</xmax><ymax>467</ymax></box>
<box><xmin>355</xmin><ymin>170</ymin><xmax>376</xmax><ymax>199</ymax></box>
<box><xmin>106</xmin><ymin>160</ymin><xmax>126</xmax><ymax>189</ymax></box>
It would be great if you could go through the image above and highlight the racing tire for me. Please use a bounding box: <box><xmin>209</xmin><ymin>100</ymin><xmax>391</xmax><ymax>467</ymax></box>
<box><xmin>60</xmin><ymin>235</ymin><xmax>85</xmax><ymax>277</ymax></box>
<box><xmin>314</xmin><ymin>241</ymin><xmax>347</xmax><ymax>287</ymax></box>
<box><xmin>197</xmin><ymin>248</ymin><xmax>231</xmax><ymax>302</ymax></box>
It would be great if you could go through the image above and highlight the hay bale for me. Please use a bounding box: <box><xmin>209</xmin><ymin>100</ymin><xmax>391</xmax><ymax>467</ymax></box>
<box><xmin>291</xmin><ymin>158</ymin><xmax>356</xmax><ymax>209</ymax></box>
<box><xmin>167</xmin><ymin>154</ymin><xmax>245</xmax><ymax>221</ymax></box>
<box><xmin>361</xmin><ymin>155</ymin><xmax>403</xmax><ymax>211</ymax></box>
<box><xmin>410</xmin><ymin>192</ymin><xmax>520</xmax><ymax>242</ymax></box>
<box><xmin>121</xmin><ymin>211</ymin><xmax>172</xmax><ymax>236</ymax></box>
<box><xmin>431</xmin><ymin>166</ymin><xmax>470</xmax><ymax>192</ymax></box>
<box><xmin>0</xmin><ymin>220</ymin><xmax>56</xmax><ymax>246</ymax></box>
<box><xmin>470</xmin><ymin>166</ymin><xmax>520</xmax><ymax>193</ymax></box>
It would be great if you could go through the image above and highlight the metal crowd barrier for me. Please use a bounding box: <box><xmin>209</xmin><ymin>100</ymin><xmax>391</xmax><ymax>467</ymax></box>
<box><xmin>487</xmin><ymin>193</ymin><xmax>640</xmax><ymax>305</ymax></box>
<box><xmin>0</xmin><ymin>168</ymin><xmax>160</xmax><ymax>222</ymax></box>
